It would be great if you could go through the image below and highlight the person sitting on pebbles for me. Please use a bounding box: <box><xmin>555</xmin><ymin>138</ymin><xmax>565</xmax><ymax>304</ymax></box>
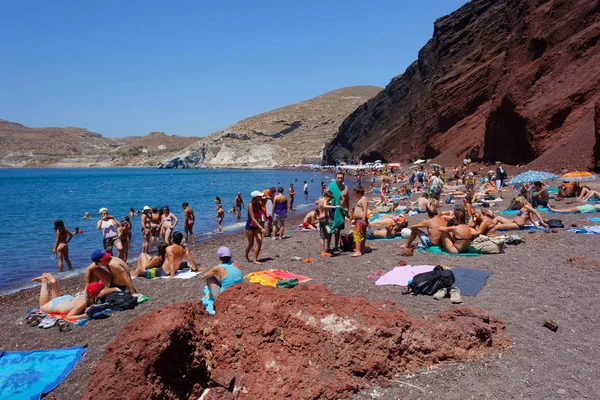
<box><xmin>31</xmin><ymin>273</ymin><xmax>105</xmax><ymax>320</ymax></box>
<box><xmin>401</xmin><ymin>206</ymin><xmax>447</xmax><ymax>249</ymax></box>
<box><xmin>203</xmin><ymin>247</ymin><xmax>243</xmax><ymax>300</ymax></box>
<box><xmin>85</xmin><ymin>249</ymin><xmax>136</xmax><ymax>295</ymax></box>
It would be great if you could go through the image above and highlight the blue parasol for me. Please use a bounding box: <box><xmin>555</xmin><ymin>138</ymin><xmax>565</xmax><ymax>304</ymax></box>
<box><xmin>507</xmin><ymin>171</ymin><xmax>557</xmax><ymax>185</ymax></box>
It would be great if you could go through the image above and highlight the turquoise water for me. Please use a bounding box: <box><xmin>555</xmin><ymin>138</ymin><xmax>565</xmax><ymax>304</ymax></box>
<box><xmin>0</xmin><ymin>168</ymin><xmax>327</xmax><ymax>294</ymax></box>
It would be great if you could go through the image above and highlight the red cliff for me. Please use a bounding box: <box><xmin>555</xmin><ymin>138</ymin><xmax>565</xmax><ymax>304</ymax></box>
<box><xmin>324</xmin><ymin>0</ymin><xmax>600</xmax><ymax>171</ymax></box>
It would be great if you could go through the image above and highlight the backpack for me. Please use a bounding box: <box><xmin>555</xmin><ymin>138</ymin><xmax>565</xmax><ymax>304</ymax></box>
<box><xmin>501</xmin><ymin>168</ymin><xmax>508</xmax><ymax>180</ymax></box>
<box><xmin>340</xmin><ymin>233</ymin><xmax>355</xmax><ymax>252</ymax></box>
<box><xmin>405</xmin><ymin>266</ymin><xmax>455</xmax><ymax>296</ymax></box>
<box><xmin>545</xmin><ymin>219</ymin><xmax>564</xmax><ymax>228</ymax></box>
<box><xmin>102</xmin><ymin>291</ymin><xmax>138</xmax><ymax>311</ymax></box>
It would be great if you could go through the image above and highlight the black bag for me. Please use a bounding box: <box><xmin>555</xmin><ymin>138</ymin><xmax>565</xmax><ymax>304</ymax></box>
<box><xmin>406</xmin><ymin>265</ymin><xmax>455</xmax><ymax>296</ymax></box>
<box><xmin>340</xmin><ymin>233</ymin><xmax>355</xmax><ymax>252</ymax></box>
<box><xmin>501</xmin><ymin>168</ymin><xmax>508</xmax><ymax>180</ymax></box>
<box><xmin>545</xmin><ymin>219</ymin><xmax>564</xmax><ymax>228</ymax></box>
<box><xmin>102</xmin><ymin>291</ymin><xmax>137</xmax><ymax>311</ymax></box>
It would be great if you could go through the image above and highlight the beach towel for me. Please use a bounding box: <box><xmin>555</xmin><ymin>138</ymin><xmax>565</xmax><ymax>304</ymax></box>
<box><xmin>245</xmin><ymin>269</ymin><xmax>311</xmax><ymax>287</ymax></box>
<box><xmin>367</xmin><ymin>235</ymin><xmax>404</xmax><ymax>241</ymax></box>
<box><xmin>587</xmin><ymin>217</ymin><xmax>600</xmax><ymax>223</ymax></box>
<box><xmin>0</xmin><ymin>346</ymin><xmax>86</xmax><ymax>400</ymax></box>
<box><xmin>158</xmin><ymin>270</ymin><xmax>200</xmax><ymax>279</ymax></box>
<box><xmin>375</xmin><ymin>265</ymin><xmax>436</xmax><ymax>286</ymax></box>
<box><xmin>500</xmin><ymin>207</ymin><xmax>548</xmax><ymax>215</ymax></box>
<box><xmin>496</xmin><ymin>224</ymin><xmax>545</xmax><ymax>231</ymax></box>
<box><xmin>450</xmin><ymin>268</ymin><xmax>492</xmax><ymax>296</ymax></box>
<box><xmin>328</xmin><ymin>181</ymin><xmax>346</xmax><ymax>231</ymax></box>
<box><xmin>419</xmin><ymin>246</ymin><xmax>482</xmax><ymax>256</ymax></box>
<box><xmin>566</xmin><ymin>226</ymin><xmax>600</xmax><ymax>234</ymax></box>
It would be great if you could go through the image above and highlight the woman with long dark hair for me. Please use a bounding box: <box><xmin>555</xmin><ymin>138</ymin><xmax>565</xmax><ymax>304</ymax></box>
<box><xmin>245</xmin><ymin>191</ymin><xmax>267</xmax><ymax>264</ymax></box>
<box><xmin>53</xmin><ymin>219</ymin><xmax>73</xmax><ymax>272</ymax></box>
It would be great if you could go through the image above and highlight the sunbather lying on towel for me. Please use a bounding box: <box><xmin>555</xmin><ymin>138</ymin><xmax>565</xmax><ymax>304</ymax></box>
<box><xmin>366</xmin><ymin>221</ymin><xmax>406</xmax><ymax>239</ymax></box>
<box><xmin>548</xmin><ymin>204</ymin><xmax>600</xmax><ymax>214</ymax></box>
<box><xmin>492</xmin><ymin>196</ymin><xmax>549</xmax><ymax>232</ymax></box>
<box><xmin>31</xmin><ymin>273</ymin><xmax>104</xmax><ymax>319</ymax></box>
<box><xmin>577</xmin><ymin>186</ymin><xmax>600</xmax><ymax>202</ymax></box>
<box><xmin>203</xmin><ymin>247</ymin><xmax>243</xmax><ymax>300</ymax></box>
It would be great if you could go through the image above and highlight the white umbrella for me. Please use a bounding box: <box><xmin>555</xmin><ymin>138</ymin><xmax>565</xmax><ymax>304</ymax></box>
<box><xmin>413</xmin><ymin>159</ymin><xmax>425</xmax><ymax>164</ymax></box>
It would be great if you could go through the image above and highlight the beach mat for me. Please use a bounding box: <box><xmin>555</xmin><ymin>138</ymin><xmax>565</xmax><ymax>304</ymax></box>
<box><xmin>450</xmin><ymin>268</ymin><xmax>492</xmax><ymax>296</ymax></box>
<box><xmin>367</xmin><ymin>235</ymin><xmax>404</xmax><ymax>241</ymax></box>
<box><xmin>500</xmin><ymin>207</ymin><xmax>548</xmax><ymax>215</ymax></box>
<box><xmin>419</xmin><ymin>246</ymin><xmax>482</xmax><ymax>257</ymax></box>
<box><xmin>245</xmin><ymin>269</ymin><xmax>311</xmax><ymax>287</ymax></box>
<box><xmin>587</xmin><ymin>217</ymin><xmax>600</xmax><ymax>222</ymax></box>
<box><xmin>375</xmin><ymin>265</ymin><xmax>435</xmax><ymax>286</ymax></box>
<box><xmin>0</xmin><ymin>346</ymin><xmax>86</xmax><ymax>400</ymax></box>
<box><xmin>566</xmin><ymin>226</ymin><xmax>600</xmax><ymax>234</ymax></box>
<box><xmin>159</xmin><ymin>270</ymin><xmax>200</xmax><ymax>279</ymax></box>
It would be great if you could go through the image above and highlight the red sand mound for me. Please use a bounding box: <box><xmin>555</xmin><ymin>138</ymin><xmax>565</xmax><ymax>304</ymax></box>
<box><xmin>83</xmin><ymin>284</ymin><xmax>509</xmax><ymax>400</ymax></box>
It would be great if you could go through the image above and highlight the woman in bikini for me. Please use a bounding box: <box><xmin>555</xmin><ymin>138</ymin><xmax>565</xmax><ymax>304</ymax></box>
<box><xmin>438</xmin><ymin>208</ymin><xmax>473</xmax><ymax>253</ymax></box>
<box><xmin>492</xmin><ymin>196</ymin><xmax>549</xmax><ymax>232</ymax></box>
<box><xmin>132</xmin><ymin>243</ymin><xmax>168</xmax><ymax>277</ymax></box>
<box><xmin>118</xmin><ymin>216</ymin><xmax>132</xmax><ymax>261</ymax></box>
<box><xmin>150</xmin><ymin>207</ymin><xmax>162</xmax><ymax>246</ymax></box>
<box><xmin>469</xmin><ymin>208</ymin><xmax>497</xmax><ymax>238</ymax></box>
<box><xmin>53</xmin><ymin>219</ymin><xmax>73</xmax><ymax>272</ymax></box>
<box><xmin>31</xmin><ymin>273</ymin><xmax>103</xmax><ymax>319</ymax></box>
<box><xmin>245</xmin><ymin>191</ymin><xmax>267</xmax><ymax>264</ymax></box>
<box><xmin>161</xmin><ymin>206</ymin><xmax>178</xmax><ymax>244</ymax></box>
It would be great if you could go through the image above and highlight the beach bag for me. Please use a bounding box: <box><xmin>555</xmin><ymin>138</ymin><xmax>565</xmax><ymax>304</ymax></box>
<box><xmin>340</xmin><ymin>233</ymin><xmax>355</xmax><ymax>252</ymax></box>
<box><xmin>103</xmin><ymin>291</ymin><xmax>137</xmax><ymax>311</ymax></box>
<box><xmin>545</xmin><ymin>219</ymin><xmax>564</xmax><ymax>228</ymax></box>
<box><xmin>407</xmin><ymin>266</ymin><xmax>455</xmax><ymax>296</ymax></box>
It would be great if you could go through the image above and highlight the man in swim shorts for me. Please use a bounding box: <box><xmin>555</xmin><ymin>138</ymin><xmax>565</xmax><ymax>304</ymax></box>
<box><xmin>85</xmin><ymin>249</ymin><xmax>135</xmax><ymax>295</ymax></box>
<box><xmin>401</xmin><ymin>206</ymin><xmax>447</xmax><ymax>248</ymax></box>
<box><xmin>182</xmin><ymin>202</ymin><xmax>195</xmax><ymax>244</ymax></box>
<box><xmin>300</xmin><ymin>209</ymin><xmax>319</xmax><ymax>231</ymax></box>
<box><xmin>351</xmin><ymin>186</ymin><xmax>369</xmax><ymax>257</ymax></box>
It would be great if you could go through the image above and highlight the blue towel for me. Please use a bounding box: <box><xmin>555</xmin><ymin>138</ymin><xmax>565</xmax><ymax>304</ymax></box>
<box><xmin>566</xmin><ymin>226</ymin><xmax>600</xmax><ymax>234</ymax></box>
<box><xmin>0</xmin><ymin>346</ymin><xmax>86</xmax><ymax>400</ymax></box>
<box><xmin>588</xmin><ymin>218</ymin><xmax>600</xmax><ymax>223</ymax></box>
<box><xmin>419</xmin><ymin>246</ymin><xmax>482</xmax><ymax>257</ymax></box>
<box><xmin>450</xmin><ymin>268</ymin><xmax>492</xmax><ymax>296</ymax></box>
<box><xmin>201</xmin><ymin>286</ymin><xmax>215</xmax><ymax>315</ymax></box>
<box><xmin>500</xmin><ymin>207</ymin><xmax>548</xmax><ymax>215</ymax></box>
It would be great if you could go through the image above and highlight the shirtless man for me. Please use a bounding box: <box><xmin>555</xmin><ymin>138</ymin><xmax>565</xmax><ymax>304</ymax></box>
<box><xmin>438</xmin><ymin>208</ymin><xmax>472</xmax><ymax>253</ymax></box>
<box><xmin>317</xmin><ymin>191</ymin><xmax>341</xmax><ymax>257</ymax></box>
<box><xmin>141</xmin><ymin>206</ymin><xmax>152</xmax><ymax>254</ymax></box>
<box><xmin>31</xmin><ymin>273</ymin><xmax>103</xmax><ymax>320</ymax></box>
<box><xmin>411</xmin><ymin>193</ymin><xmax>429</xmax><ymax>213</ymax></box>
<box><xmin>401</xmin><ymin>207</ymin><xmax>447</xmax><ymax>248</ymax></box>
<box><xmin>288</xmin><ymin>184</ymin><xmax>296</xmax><ymax>211</ymax></box>
<box><xmin>351</xmin><ymin>186</ymin><xmax>369</xmax><ymax>257</ymax></box>
<box><xmin>330</xmin><ymin>172</ymin><xmax>350</xmax><ymax>251</ymax></box>
<box><xmin>164</xmin><ymin>232</ymin><xmax>199</xmax><ymax>280</ymax></box>
<box><xmin>182</xmin><ymin>202</ymin><xmax>195</xmax><ymax>244</ymax></box>
<box><xmin>234</xmin><ymin>192</ymin><xmax>244</xmax><ymax>220</ymax></box>
<box><xmin>365</xmin><ymin>220</ymin><xmax>406</xmax><ymax>239</ymax></box>
<box><xmin>555</xmin><ymin>181</ymin><xmax>580</xmax><ymax>201</ymax></box>
<box><xmin>299</xmin><ymin>209</ymin><xmax>319</xmax><ymax>231</ymax></box>
<box><xmin>85</xmin><ymin>249</ymin><xmax>135</xmax><ymax>295</ymax></box>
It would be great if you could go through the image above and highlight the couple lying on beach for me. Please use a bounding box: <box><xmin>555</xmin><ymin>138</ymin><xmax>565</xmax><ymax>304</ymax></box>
<box><xmin>31</xmin><ymin>241</ymin><xmax>243</xmax><ymax>318</ymax></box>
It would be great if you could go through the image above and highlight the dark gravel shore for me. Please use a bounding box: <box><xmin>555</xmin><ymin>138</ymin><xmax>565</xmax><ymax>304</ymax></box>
<box><xmin>1</xmin><ymin>193</ymin><xmax>599</xmax><ymax>399</ymax></box>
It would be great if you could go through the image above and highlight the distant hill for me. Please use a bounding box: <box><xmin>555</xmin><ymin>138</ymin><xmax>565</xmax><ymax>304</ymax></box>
<box><xmin>0</xmin><ymin>119</ymin><xmax>198</xmax><ymax>168</ymax></box>
<box><xmin>157</xmin><ymin>86</ymin><xmax>382</xmax><ymax>169</ymax></box>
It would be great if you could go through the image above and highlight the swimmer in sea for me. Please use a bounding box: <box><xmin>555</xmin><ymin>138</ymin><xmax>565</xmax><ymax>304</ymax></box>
<box><xmin>83</xmin><ymin>212</ymin><xmax>90</xmax><ymax>219</ymax></box>
<box><xmin>182</xmin><ymin>202</ymin><xmax>195</xmax><ymax>245</ymax></box>
<box><xmin>53</xmin><ymin>219</ymin><xmax>73</xmax><ymax>272</ymax></box>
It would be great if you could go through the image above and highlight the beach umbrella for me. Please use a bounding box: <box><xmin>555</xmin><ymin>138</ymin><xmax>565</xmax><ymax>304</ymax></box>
<box><xmin>429</xmin><ymin>163</ymin><xmax>441</xmax><ymax>168</ymax></box>
<box><xmin>507</xmin><ymin>170</ymin><xmax>557</xmax><ymax>185</ymax></box>
<box><xmin>561</xmin><ymin>171</ymin><xmax>598</xmax><ymax>182</ymax></box>
<box><xmin>413</xmin><ymin>159</ymin><xmax>425</xmax><ymax>164</ymax></box>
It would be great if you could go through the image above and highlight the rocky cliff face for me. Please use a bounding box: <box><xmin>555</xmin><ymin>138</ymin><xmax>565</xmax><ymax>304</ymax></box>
<box><xmin>0</xmin><ymin>120</ymin><xmax>198</xmax><ymax>168</ymax></box>
<box><xmin>157</xmin><ymin>86</ymin><xmax>381</xmax><ymax>169</ymax></box>
<box><xmin>324</xmin><ymin>0</ymin><xmax>600</xmax><ymax>171</ymax></box>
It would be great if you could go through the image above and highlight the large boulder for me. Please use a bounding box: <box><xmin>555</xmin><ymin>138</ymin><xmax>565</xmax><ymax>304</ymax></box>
<box><xmin>83</xmin><ymin>284</ymin><xmax>509</xmax><ymax>400</ymax></box>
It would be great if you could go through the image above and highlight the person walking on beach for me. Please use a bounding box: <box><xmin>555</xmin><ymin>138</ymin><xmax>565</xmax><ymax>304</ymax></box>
<box><xmin>182</xmin><ymin>202</ymin><xmax>195</xmax><ymax>244</ymax></box>
<box><xmin>495</xmin><ymin>161</ymin><xmax>507</xmax><ymax>199</ymax></box>
<box><xmin>272</xmin><ymin>187</ymin><xmax>288</xmax><ymax>239</ymax></box>
<box><xmin>161</xmin><ymin>205</ymin><xmax>178</xmax><ymax>244</ymax></box>
<box><xmin>288</xmin><ymin>184</ymin><xmax>296</xmax><ymax>211</ymax></box>
<box><xmin>52</xmin><ymin>219</ymin><xmax>73</xmax><ymax>272</ymax></box>
<box><xmin>213</xmin><ymin>203</ymin><xmax>225</xmax><ymax>233</ymax></box>
<box><xmin>303</xmin><ymin>181</ymin><xmax>309</xmax><ymax>199</ymax></box>
<box><xmin>97</xmin><ymin>208</ymin><xmax>123</xmax><ymax>258</ymax></box>
<box><xmin>245</xmin><ymin>191</ymin><xmax>267</xmax><ymax>264</ymax></box>
<box><xmin>234</xmin><ymin>192</ymin><xmax>244</xmax><ymax>220</ymax></box>
<box><xmin>141</xmin><ymin>206</ymin><xmax>152</xmax><ymax>254</ymax></box>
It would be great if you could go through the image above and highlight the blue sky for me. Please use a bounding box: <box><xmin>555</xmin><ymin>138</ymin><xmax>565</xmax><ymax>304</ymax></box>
<box><xmin>0</xmin><ymin>0</ymin><xmax>468</xmax><ymax>138</ymax></box>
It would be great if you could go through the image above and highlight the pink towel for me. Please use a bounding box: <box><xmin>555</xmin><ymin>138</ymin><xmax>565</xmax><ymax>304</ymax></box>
<box><xmin>375</xmin><ymin>265</ymin><xmax>436</xmax><ymax>286</ymax></box>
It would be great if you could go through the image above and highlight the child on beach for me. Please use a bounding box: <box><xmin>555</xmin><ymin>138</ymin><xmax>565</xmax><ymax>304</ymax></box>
<box><xmin>351</xmin><ymin>186</ymin><xmax>369</xmax><ymax>257</ymax></box>
<box><xmin>53</xmin><ymin>219</ymin><xmax>73</xmax><ymax>272</ymax></box>
<box><xmin>317</xmin><ymin>191</ymin><xmax>341</xmax><ymax>257</ymax></box>
<box><xmin>213</xmin><ymin>204</ymin><xmax>225</xmax><ymax>233</ymax></box>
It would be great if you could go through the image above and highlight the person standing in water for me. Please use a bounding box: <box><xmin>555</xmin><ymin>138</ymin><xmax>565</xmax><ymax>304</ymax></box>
<box><xmin>303</xmin><ymin>181</ymin><xmax>309</xmax><ymax>199</ymax></box>
<box><xmin>182</xmin><ymin>202</ymin><xmax>195</xmax><ymax>244</ymax></box>
<box><xmin>288</xmin><ymin>184</ymin><xmax>296</xmax><ymax>212</ymax></box>
<box><xmin>234</xmin><ymin>192</ymin><xmax>244</xmax><ymax>220</ymax></box>
<box><xmin>213</xmin><ymin>203</ymin><xmax>225</xmax><ymax>233</ymax></box>
<box><xmin>53</xmin><ymin>219</ymin><xmax>73</xmax><ymax>272</ymax></box>
<box><xmin>97</xmin><ymin>208</ymin><xmax>123</xmax><ymax>258</ymax></box>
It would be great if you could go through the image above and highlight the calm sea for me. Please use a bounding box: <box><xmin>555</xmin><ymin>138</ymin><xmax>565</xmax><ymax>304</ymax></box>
<box><xmin>0</xmin><ymin>168</ymin><xmax>329</xmax><ymax>295</ymax></box>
